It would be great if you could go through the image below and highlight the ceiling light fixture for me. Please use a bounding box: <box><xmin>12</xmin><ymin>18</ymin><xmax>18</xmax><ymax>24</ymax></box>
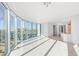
<box><xmin>43</xmin><ymin>2</ymin><xmax>52</xmax><ymax>7</ymax></box>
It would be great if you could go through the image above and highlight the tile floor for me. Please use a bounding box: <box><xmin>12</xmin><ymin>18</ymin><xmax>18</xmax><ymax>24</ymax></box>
<box><xmin>9</xmin><ymin>36</ymin><xmax>79</xmax><ymax>56</ymax></box>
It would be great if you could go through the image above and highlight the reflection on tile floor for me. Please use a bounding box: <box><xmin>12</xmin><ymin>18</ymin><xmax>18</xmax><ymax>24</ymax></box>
<box><xmin>9</xmin><ymin>36</ymin><xmax>79</xmax><ymax>56</ymax></box>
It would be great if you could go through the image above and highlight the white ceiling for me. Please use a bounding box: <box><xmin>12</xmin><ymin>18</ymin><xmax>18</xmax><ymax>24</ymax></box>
<box><xmin>6</xmin><ymin>2</ymin><xmax>79</xmax><ymax>24</ymax></box>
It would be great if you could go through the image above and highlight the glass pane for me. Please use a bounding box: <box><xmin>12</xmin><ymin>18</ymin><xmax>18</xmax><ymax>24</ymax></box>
<box><xmin>27</xmin><ymin>22</ymin><xmax>31</xmax><ymax>39</ymax></box>
<box><xmin>23</xmin><ymin>21</ymin><xmax>31</xmax><ymax>40</ymax></box>
<box><xmin>23</xmin><ymin>21</ymin><xmax>27</xmax><ymax>40</ymax></box>
<box><xmin>32</xmin><ymin>23</ymin><xmax>37</xmax><ymax>37</ymax></box>
<box><xmin>10</xmin><ymin>14</ymin><xmax>15</xmax><ymax>50</ymax></box>
<box><xmin>23</xmin><ymin>21</ymin><xmax>26</xmax><ymax>40</ymax></box>
<box><xmin>17</xmin><ymin>18</ymin><xmax>21</xmax><ymax>43</ymax></box>
<box><xmin>0</xmin><ymin>3</ymin><xmax>6</xmax><ymax>56</ymax></box>
<box><xmin>37</xmin><ymin>24</ymin><xmax>41</xmax><ymax>36</ymax></box>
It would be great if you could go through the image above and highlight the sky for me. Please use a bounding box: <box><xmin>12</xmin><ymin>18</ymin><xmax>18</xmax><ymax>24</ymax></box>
<box><xmin>0</xmin><ymin>4</ymin><xmax>4</xmax><ymax>29</ymax></box>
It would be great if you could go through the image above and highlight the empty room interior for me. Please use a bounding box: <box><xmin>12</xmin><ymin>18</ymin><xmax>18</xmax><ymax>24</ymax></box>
<box><xmin>0</xmin><ymin>2</ymin><xmax>79</xmax><ymax>56</ymax></box>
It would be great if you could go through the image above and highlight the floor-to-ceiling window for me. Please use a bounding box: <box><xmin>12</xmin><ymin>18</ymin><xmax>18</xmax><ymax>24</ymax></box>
<box><xmin>0</xmin><ymin>3</ymin><xmax>7</xmax><ymax>56</ymax></box>
<box><xmin>23</xmin><ymin>20</ymin><xmax>26</xmax><ymax>40</ymax></box>
<box><xmin>23</xmin><ymin>21</ymin><xmax>27</xmax><ymax>40</ymax></box>
<box><xmin>37</xmin><ymin>24</ymin><xmax>41</xmax><ymax>36</ymax></box>
<box><xmin>0</xmin><ymin>2</ymin><xmax>41</xmax><ymax>56</ymax></box>
<box><xmin>10</xmin><ymin>13</ymin><xmax>15</xmax><ymax>51</ymax></box>
<box><xmin>27</xmin><ymin>22</ymin><xmax>32</xmax><ymax>38</ymax></box>
<box><xmin>23</xmin><ymin>21</ymin><xmax>32</xmax><ymax>40</ymax></box>
<box><xmin>24</xmin><ymin>21</ymin><xmax>32</xmax><ymax>40</ymax></box>
<box><xmin>32</xmin><ymin>23</ymin><xmax>37</xmax><ymax>37</ymax></box>
<box><xmin>17</xmin><ymin>17</ymin><xmax>22</xmax><ymax>43</ymax></box>
<box><xmin>27</xmin><ymin>22</ymin><xmax>32</xmax><ymax>39</ymax></box>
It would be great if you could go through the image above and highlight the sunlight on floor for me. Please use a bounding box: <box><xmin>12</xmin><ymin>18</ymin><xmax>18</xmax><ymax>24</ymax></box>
<box><xmin>10</xmin><ymin>36</ymin><xmax>48</xmax><ymax>56</ymax></box>
<box><xmin>73</xmin><ymin>45</ymin><xmax>79</xmax><ymax>56</ymax></box>
<box><xmin>24</xmin><ymin>39</ymin><xmax>56</xmax><ymax>56</ymax></box>
<box><xmin>48</xmin><ymin>41</ymin><xmax>68</xmax><ymax>56</ymax></box>
<box><xmin>9</xmin><ymin>36</ymin><xmax>79</xmax><ymax>56</ymax></box>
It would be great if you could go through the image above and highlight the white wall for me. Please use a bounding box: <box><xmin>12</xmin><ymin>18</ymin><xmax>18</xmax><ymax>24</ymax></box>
<box><xmin>71</xmin><ymin>16</ymin><xmax>79</xmax><ymax>44</ymax></box>
<box><xmin>41</xmin><ymin>23</ymin><xmax>60</xmax><ymax>37</ymax></box>
<box><xmin>48</xmin><ymin>24</ymin><xmax>53</xmax><ymax>37</ymax></box>
<box><xmin>48</xmin><ymin>23</ymin><xmax>66</xmax><ymax>37</ymax></box>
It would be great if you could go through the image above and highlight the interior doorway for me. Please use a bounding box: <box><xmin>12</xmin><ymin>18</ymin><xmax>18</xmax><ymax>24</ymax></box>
<box><xmin>53</xmin><ymin>25</ymin><xmax>57</xmax><ymax>36</ymax></box>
